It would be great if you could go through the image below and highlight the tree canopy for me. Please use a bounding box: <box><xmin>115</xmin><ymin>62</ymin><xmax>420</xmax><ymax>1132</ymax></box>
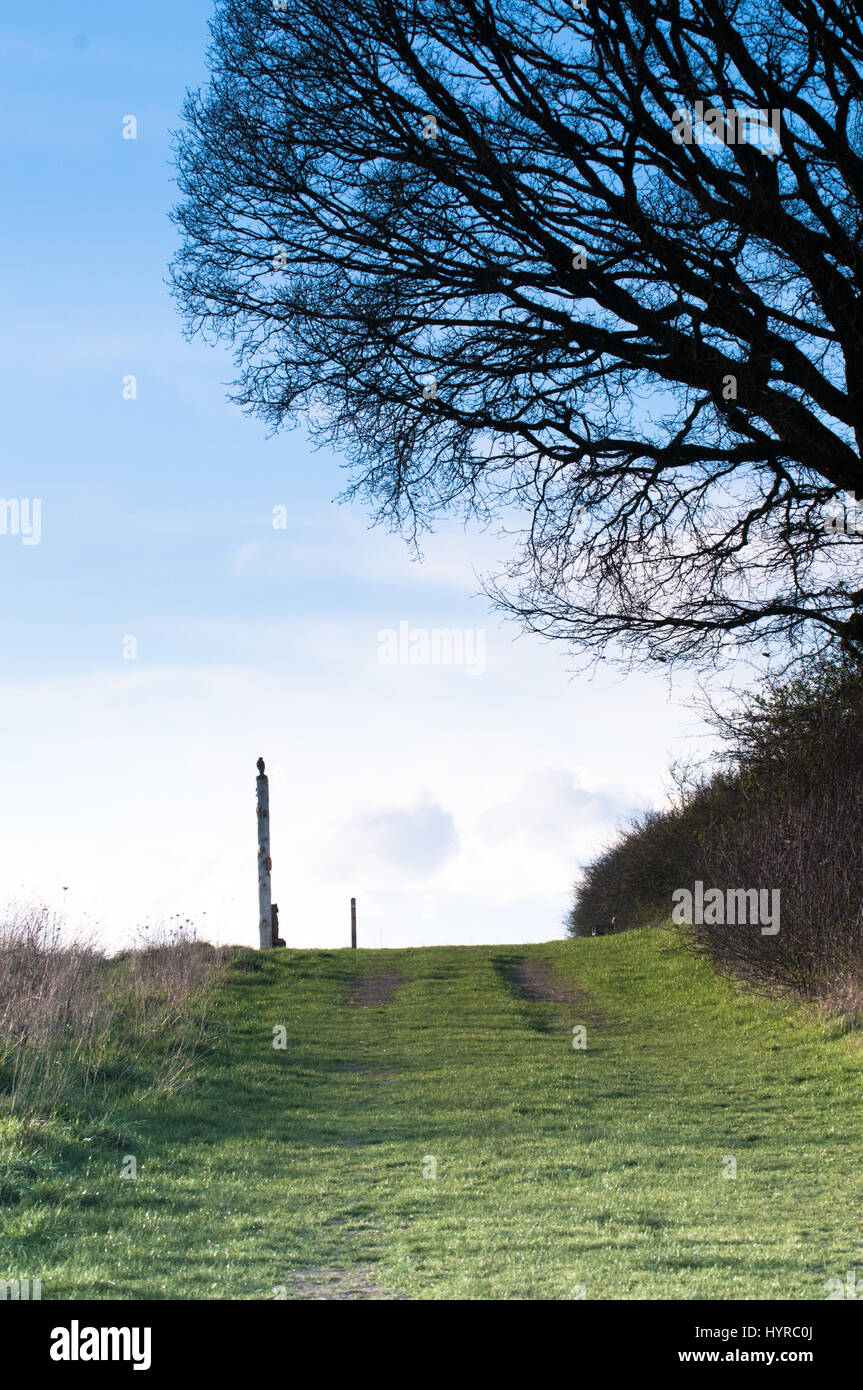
<box><xmin>172</xmin><ymin>0</ymin><xmax>863</xmax><ymax>670</ymax></box>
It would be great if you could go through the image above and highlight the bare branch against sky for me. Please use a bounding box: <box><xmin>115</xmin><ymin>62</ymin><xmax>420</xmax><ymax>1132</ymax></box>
<box><xmin>172</xmin><ymin>0</ymin><xmax>863</xmax><ymax>672</ymax></box>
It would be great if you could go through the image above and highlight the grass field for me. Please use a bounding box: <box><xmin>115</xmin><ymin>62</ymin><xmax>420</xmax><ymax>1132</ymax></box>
<box><xmin>2</xmin><ymin>928</ymin><xmax>862</xmax><ymax>1299</ymax></box>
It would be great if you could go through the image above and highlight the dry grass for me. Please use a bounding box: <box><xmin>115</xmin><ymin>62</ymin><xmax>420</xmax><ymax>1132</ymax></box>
<box><xmin>0</xmin><ymin>905</ymin><xmax>224</xmax><ymax>1115</ymax></box>
<box><xmin>818</xmin><ymin>973</ymin><xmax>863</xmax><ymax>1034</ymax></box>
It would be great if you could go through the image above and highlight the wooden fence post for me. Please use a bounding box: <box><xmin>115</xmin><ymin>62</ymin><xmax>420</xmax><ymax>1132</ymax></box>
<box><xmin>351</xmin><ymin>897</ymin><xmax>357</xmax><ymax>949</ymax></box>
<box><xmin>256</xmin><ymin>757</ymin><xmax>272</xmax><ymax>950</ymax></box>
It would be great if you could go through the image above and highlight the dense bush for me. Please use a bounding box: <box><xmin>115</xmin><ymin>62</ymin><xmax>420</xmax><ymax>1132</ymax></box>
<box><xmin>568</xmin><ymin>660</ymin><xmax>863</xmax><ymax>1005</ymax></box>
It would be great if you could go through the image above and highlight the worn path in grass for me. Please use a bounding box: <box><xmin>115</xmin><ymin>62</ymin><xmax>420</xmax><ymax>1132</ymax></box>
<box><xmin>3</xmin><ymin>930</ymin><xmax>862</xmax><ymax>1299</ymax></box>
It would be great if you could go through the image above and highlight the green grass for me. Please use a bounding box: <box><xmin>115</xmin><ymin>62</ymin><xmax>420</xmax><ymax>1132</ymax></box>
<box><xmin>2</xmin><ymin>929</ymin><xmax>862</xmax><ymax>1299</ymax></box>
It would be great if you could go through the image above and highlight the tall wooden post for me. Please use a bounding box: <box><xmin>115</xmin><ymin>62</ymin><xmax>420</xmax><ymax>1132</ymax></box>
<box><xmin>351</xmin><ymin>897</ymin><xmax>357</xmax><ymax>949</ymax></box>
<box><xmin>256</xmin><ymin>757</ymin><xmax>272</xmax><ymax>950</ymax></box>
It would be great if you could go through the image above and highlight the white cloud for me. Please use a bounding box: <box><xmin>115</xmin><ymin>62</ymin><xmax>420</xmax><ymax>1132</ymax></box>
<box><xmin>225</xmin><ymin>511</ymin><xmax>514</xmax><ymax>591</ymax></box>
<box><xmin>340</xmin><ymin>796</ymin><xmax>459</xmax><ymax>878</ymax></box>
<box><xmin>0</xmin><ymin>620</ymin><xmax>712</xmax><ymax>952</ymax></box>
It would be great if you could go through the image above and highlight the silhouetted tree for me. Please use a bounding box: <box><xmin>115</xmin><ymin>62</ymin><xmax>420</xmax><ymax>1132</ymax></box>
<box><xmin>172</xmin><ymin>0</ymin><xmax>863</xmax><ymax>670</ymax></box>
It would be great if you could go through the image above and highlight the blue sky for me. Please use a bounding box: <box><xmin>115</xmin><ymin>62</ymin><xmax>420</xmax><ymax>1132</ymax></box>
<box><xmin>0</xmin><ymin>2</ymin><xmax>716</xmax><ymax>950</ymax></box>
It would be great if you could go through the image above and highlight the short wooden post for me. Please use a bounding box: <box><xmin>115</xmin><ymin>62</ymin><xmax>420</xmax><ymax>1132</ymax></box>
<box><xmin>256</xmin><ymin>757</ymin><xmax>272</xmax><ymax>950</ymax></box>
<box><xmin>271</xmin><ymin>902</ymin><xmax>285</xmax><ymax>947</ymax></box>
<box><xmin>350</xmin><ymin>897</ymin><xmax>357</xmax><ymax>949</ymax></box>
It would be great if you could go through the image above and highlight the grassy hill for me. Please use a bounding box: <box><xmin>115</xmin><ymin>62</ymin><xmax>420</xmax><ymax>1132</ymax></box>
<box><xmin>2</xmin><ymin>929</ymin><xmax>861</xmax><ymax>1299</ymax></box>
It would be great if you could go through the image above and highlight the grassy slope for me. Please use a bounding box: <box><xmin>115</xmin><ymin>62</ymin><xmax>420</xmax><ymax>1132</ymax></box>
<box><xmin>2</xmin><ymin>929</ymin><xmax>861</xmax><ymax>1299</ymax></box>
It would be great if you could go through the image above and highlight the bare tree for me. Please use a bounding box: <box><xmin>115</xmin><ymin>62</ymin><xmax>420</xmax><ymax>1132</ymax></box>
<box><xmin>171</xmin><ymin>0</ymin><xmax>863</xmax><ymax>670</ymax></box>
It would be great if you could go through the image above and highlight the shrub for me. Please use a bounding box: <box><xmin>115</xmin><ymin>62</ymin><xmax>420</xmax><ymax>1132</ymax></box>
<box><xmin>568</xmin><ymin>658</ymin><xmax>863</xmax><ymax>1002</ymax></box>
